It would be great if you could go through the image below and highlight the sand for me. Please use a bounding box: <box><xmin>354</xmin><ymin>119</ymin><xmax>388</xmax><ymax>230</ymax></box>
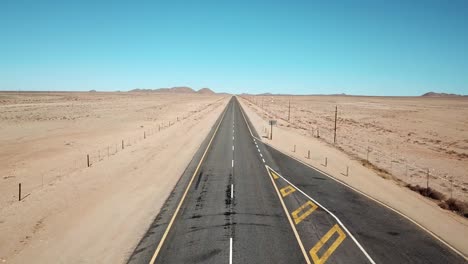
<box><xmin>242</xmin><ymin>95</ymin><xmax>468</xmax><ymax>202</ymax></box>
<box><xmin>239</xmin><ymin>96</ymin><xmax>468</xmax><ymax>257</ymax></box>
<box><xmin>0</xmin><ymin>92</ymin><xmax>229</xmax><ymax>263</ymax></box>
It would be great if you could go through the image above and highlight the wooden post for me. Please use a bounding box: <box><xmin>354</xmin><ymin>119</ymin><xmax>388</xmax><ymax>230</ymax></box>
<box><xmin>122</xmin><ymin>140</ymin><xmax>124</xmax><ymax>149</ymax></box>
<box><xmin>450</xmin><ymin>176</ymin><xmax>453</xmax><ymax>199</ymax></box>
<box><xmin>293</xmin><ymin>144</ymin><xmax>296</xmax><ymax>152</ymax></box>
<box><xmin>346</xmin><ymin>166</ymin><xmax>349</xmax><ymax>176</ymax></box>
<box><xmin>18</xmin><ymin>183</ymin><xmax>21</xmax><ymax>201</ymax></box>
<box><xmin>366</xmin><ymin>146</ymin><xmax>370</xmax><ymax>162</ymax></box>
<box><xmin>322</xmin><ymin>157</ymin><xmax>328</xmax><ymax>167</ymax></box>
<box><xmin>334</xmin><ymin>105</ymin><xmax>337</xmax><ymax>144</ymax></box>
<box><xmin>317</xmin><ymin>127</ymin><xmax>320</xmax><ymax>138</ymax></box>
<box><xmin>270</xmin><ymin>122</ymin><xmax>273</xmax><ymax>140</ymax></box>
<box><xmin>308</xmin><ymin>150</ymin><xmax>310</xmax><ymax>159</ymax></box>
<box><xmin>426</xmin><ymin>169</ymin><xmax>430</xmax><ymax>189</ymax></box>
<box><xmin>87</xmin><ymin>154</ymin><xmax>90</xmax><ymax>167</ymax></box>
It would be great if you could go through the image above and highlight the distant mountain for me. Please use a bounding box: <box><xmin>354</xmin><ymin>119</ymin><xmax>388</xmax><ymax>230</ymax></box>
<box><xmin>197</xmin><ymin>88</ymin><xmax>215</xmax><ymax>94</ymax></box>
<box><xmin>129</xmin><ymin>86</ymin><xmax>223</xmax><ymax>94</ymax></box>
<box><xmin>129</xmin><ymin>87</ymin><xmax>195</xmax><ymax>93</ymax></box>
<box><xmin>421</xmin><ymin>92</ymin><xmax>463</xmax><ymax>97</ymax></box>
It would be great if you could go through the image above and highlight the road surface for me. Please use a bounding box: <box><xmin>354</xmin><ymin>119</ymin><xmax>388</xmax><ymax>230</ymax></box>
<box><xmin>127</xmin><ymin>97</ymin><xmax>466</xmax><ymax>264</ymax></box>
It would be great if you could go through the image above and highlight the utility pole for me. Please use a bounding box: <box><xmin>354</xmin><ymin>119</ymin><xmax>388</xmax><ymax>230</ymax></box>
<box><xmin>269</xmin><ymin>120</ymin><xmax>276</xmax><ymax>140</ymax></box>
<box><xmin>334</xmin><ymin>105</ymin><xmax>338</xmax><ymax>144</ymax></box>
<box><xmin>270</xmin><ymin>121</ymin><xmax>273</xmax><ymax>140</ymax></box>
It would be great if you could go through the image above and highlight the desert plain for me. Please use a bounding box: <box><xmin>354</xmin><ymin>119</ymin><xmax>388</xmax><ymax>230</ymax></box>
<box><xmin>1</xmin><ymin>91</ymin><xmax>467</xmax><ymax>263</ymax></box>
<box><xmin>0</xmin><ymin>91</ymin><xmax>229</xmax><ymax>263</ymax></box>
<box><xmin>243</xmin><ymin>95</ymin><xmax>468</xmax><ymax>202</ymax></box>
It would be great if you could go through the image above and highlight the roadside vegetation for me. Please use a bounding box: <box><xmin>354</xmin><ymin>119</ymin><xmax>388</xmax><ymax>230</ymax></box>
<box><xmin>406</xmin><ymin>184</ymin><xmax>468</xmax><ymax>218</ymax></box>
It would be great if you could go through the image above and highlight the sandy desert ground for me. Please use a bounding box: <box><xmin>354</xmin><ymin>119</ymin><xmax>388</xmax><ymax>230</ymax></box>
<box><xmin>0</xmin><ymin>92</ymin><xmax>229</xmax><ymax>263</ymax></box>
<box><xmin>239</xmin><ymin>96</ymin><xmax>468</xmax><ymax>256</ymax></box>
<box><xmin>243</xmin><ymin>95</ymin><xmax>468</xmax><ymax>202</ymax></box>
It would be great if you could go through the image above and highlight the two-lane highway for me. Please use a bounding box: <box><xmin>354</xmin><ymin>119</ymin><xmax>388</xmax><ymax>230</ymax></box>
<box><xmin>128</xmin><ymin>97</ymin><xmax>466</xmax><ymax>264</ymax></box>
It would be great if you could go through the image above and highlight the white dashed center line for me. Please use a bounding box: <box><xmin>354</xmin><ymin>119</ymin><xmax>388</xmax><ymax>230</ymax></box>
<box><xmin>229</xmin><ymin>237</ymin><xmax>233</xmax><ymax>264</ymax></box>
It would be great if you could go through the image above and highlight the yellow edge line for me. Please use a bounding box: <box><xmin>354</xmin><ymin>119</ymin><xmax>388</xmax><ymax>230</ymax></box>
<box><xmin>238</xmin><ymin>96</ymin><xmax>468</xmax><ymax>261</ymax></box>
<box><xmin>263</xmin><ymin>140</ymin><xmax>468</xmax><ymax>262</ymax></box>
<box><xmin>149</xmin><ymin>100</ymin><xmax>230</xmax><ymax>264</ymax></box>
<box><xmin>265</xmin><ymin>166</ymin><xmax>312</xmax><ymax>264</ymax></box>
<box><xmin>238</xmin><ymin>97</ymin><xmax>311</xmax><ymax>263</ymax></box>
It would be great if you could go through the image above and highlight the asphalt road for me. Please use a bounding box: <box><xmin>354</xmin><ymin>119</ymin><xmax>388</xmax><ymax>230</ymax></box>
<box><xmin>128</xmin><ymin>97</ymin><xmax>466</xmax><ymax>264</ymax></box>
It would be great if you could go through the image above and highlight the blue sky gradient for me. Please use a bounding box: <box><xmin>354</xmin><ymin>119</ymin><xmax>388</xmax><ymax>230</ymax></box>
<box><xmin>1</xmin><ymin>0</ymin><xmax>467</xmax><ymax>95</ymax></box>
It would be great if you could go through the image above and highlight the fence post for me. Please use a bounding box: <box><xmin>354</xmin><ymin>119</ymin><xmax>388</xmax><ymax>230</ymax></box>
<box><xmin>293</xmin><ymin>145</ymin><xmax>296</xmax><ymax>152</ymax></box>
<box><xmin>122</xmin><ymin>140</ymin><xmax>124</xmax><ymax>150</ymax></box>
<box><xmin>307</xmin><ymin>150</ymin><xmax>310</xmax><ymax>159</ymax></box>
<box><xmin>450</xmin><ymin>176</ymin><xmax>453</xmax><ymax>199</ymax></box>
<box><xmin>18</xmin><ymin>183</ymin><xmax>21</xmax><ymax>201</ymax></box>
<box><xmin>322</xmin><ymin>157</ymin><xmax>327</xmax><ymax>167</ymax></box>
<box><xmin>366</xmin><ymin>146</ymin><xmax>370</xmax><ymax>162</ymax></box>
<box><xmin>426</xmin><ymin>169</ymin><xmax>430</xmax><ymax>189</ymax></box>
<box><xmin>87</xmin><ymin>154</ymin><xmax>90</xmax><ymax>167</ymax></box>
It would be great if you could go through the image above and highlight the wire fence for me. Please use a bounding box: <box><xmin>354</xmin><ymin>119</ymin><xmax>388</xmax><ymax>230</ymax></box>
<box><xmin>2</xmin><ymin>97</ymin><xmax>226</xmax><ymax>207</ymax></box>
<box><xmin>243</xmin><ymin>96</ymin><xmax>467</xmax><ymax>203</ymax></box>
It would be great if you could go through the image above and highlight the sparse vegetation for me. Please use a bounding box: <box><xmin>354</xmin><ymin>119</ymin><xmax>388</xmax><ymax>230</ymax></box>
<box><xmin>439</xmin><ymin>198</ymin><xmax>468</xmax><ymax>218</ymax></box>
<box><xmin>406</xmin><ymin>184</ymin><xmax>446</xmax><ymax>201</ymax></box>
<box><xmin>406</xmin><ymin>184</ymin><xmax>468</xmax><ymax>218</ymax></box>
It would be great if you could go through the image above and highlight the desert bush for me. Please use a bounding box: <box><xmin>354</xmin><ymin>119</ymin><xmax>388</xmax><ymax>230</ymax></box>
<box><xmin>406</xmin><ymin>184</ymin><xmax>446</xmax><ymax>201</ymax></box>
<box><xmin>439</xmin><ymin>198</ymin><xmax>468</xmax><ymax>218</ymax></box>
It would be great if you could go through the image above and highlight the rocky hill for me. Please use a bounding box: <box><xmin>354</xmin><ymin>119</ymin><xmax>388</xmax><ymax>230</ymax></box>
<box><xmin>130</xmin><ymin>87</ymin><xmax>218</xmax><ymax>94</ymax></box>
<box><xmin>421</xmin><ymin>92</ymin><xmax>463</xmax><ymax>97</ymax></box>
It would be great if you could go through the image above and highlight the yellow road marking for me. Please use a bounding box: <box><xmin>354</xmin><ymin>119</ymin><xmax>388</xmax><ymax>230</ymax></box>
<box><xmin>310</xmin><ymin>224</ymin><xmax>346</xmax><ymax>264</ymax></box>
<box><xmin>265</xmin><ymin>166</ymin><xmax>312</xmax><ymax>264</ymax></box>
<box><xmin>148</xmin><ymin>101</ymin><xmax>229</xmax><ymax>264</ymax></box>
<box><xmin>292</xmin><ymin>201</ymin><xmax>318</xmax><ymax>225</ymax></box>
<box><xmin>271</xmin><ymin>171</ymin><xmax>279</xmax><ymax>179</ymax></box>
<box><xmin>280</xmin><ymin>185</ymin><xmax>296</xmax><ymax>197</ymax></box>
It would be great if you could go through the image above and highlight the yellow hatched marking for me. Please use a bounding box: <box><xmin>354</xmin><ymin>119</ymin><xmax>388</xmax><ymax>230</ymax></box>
<box><xmin>310</xmin><ymin>224</ymin><xmax>346</xmax><ymax>264</ymax></box>
<box><xmin>280</xmin><ymin>185</ymin><xmax>296</xmax><ymax>197</ymax></box>
<box><xmin>271</xmin><ymin>171</ymin><xmax>279</xmax><ymax>179</ymax></box>
<box><xmin>292</xmin><ymin>201</ymin><xmax>318</xmax><ymax>225</ymax></box>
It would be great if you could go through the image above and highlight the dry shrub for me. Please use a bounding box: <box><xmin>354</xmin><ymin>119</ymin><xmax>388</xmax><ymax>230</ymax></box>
<box><xmin>439</xmin><ymin>199</ymin><xmax>468</xmax><ymax>218</ymax></box>
<box><xmin>406</xmin><ymin>184</ymin><xmax>446</xmax><ymax>201</ymax></box>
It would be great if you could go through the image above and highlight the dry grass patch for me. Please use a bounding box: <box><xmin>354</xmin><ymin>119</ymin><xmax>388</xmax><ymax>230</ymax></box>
<box><xmin>406</xmin><ymin>184</ymin><xmax>446</xmax><ymax>200</ymax></box>
<box><xmin>439</xmin><ymin>198</ymin><xmax>468</xmax><ymax>218</ymax></box>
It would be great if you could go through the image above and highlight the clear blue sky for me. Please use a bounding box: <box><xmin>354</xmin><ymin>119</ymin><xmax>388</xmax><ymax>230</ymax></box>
<box><xmin>1</xmin><ymin>0</ymin><xmax>467</xmax><ymax>95</ymax></box>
